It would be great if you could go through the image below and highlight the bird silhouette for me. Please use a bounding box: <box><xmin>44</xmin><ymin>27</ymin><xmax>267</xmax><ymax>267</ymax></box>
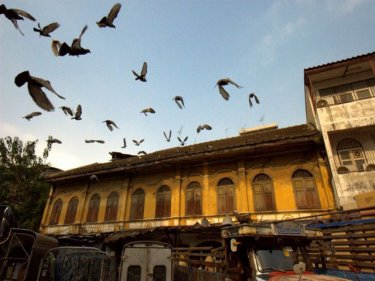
<box><xmin>163</xmin><ymin>130</ymin><xmax>172</xmax><ymax>142</ymax></box>
<box><xmin>59</xmin><ymin>106</ymin><xmax>74</xmax><ymax>117</ymax></box>
<box><xmin>103</xmin><ymin>120</ymin><xmax>119</xmax><ymax>131</ymax></box>
<box><xmin>121</xmin><ymin>138</ymin><xmax>127</xmax><ymax>148</ymax></box>
<box><xmin>51</xmin><ymin>25</ymin><xmax>90</xmax><ymax>57</ymax></box>
<box><xmin>197</xmin><ymin>124</ymin><xmax>212</xmax><ymax>133</ymax></box>
<box><xmin>178</xmin><ymin>136</ymin><xmax>188</xmax><ymax>146</ymax></box>
<box><xmin>216</xmin><ymin>78</ymin><xmax>242</xmax><ymax>100</ymax></box>
<box><xmin>132</xmin><ymin>62</ymin><xmax>147</xmax><ymax>82</ymax></box>
<box><xmin>85</xmin><ymin>140</ymin><xmax>105</xmax><ymax>144</ymax></box>
<box><xmin>23</xmin><ymin>112</ymin><xmax>41</xmax><ymax>121</ymax></box>
<box><xmin>0</xmin><ymin>4</ymin><xmax>36</xmax><ymax>36</ymax></box>
<box><xmin>33</xmin><ymin>22</ymin><xmax>59</xmax><ymax>37</ymax></box>
<box><xmin>89</xmin><ymin>174</ymin><xmax>99</xmax><ymax>181</ymax></box>
<box><xmin>173</xmin><ymin>96</ymin><xmax>184</xmax><ymax>109</ymax></box>
<box><xmin>46</xmin><ymin>136</ymin><xmax>62</xmax><ymax>149</ymax></box>
<box><xmin>15</xmin><ymin>71</ymin><xmax>65</xmax><ymax>112</ymax></box>
<box><xmin>97</xmin><ymin>3</ymin><xmax>121</xmax><ymax>28</ymax></box>
<box><xmin>140</xmin><ymin>107</ymin><xmax>155</xmax><ymax>116</ymax></box>
<box><xmin>138</xmin><ymin>150</ymin><xmax>147</xmax><ymax>155</ymax></box>
<box><xmin>71</xmin><ymin>104</ymin><xmax>82</xmax><ymax>120</ymax></box>
<box><xmin>248</xmin><ymin>93</ymin><xmax>260</xmax><ymax>107</ymax></box>
<box><xmin>133</xmin><ymin>139</ymin><xmax>144</xmax><ymax>146</ymax></box>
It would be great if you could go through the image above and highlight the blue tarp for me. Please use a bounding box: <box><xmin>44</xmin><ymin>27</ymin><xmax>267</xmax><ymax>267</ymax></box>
<box><xmin>315</xmin><ymin>269</ymin><xmax>375</xmax><ymax>281</ymax></box>
<box><xmin>307</xmin><ymin>218</ymin><xmax>375</xmax><ymax>229</ymax></box>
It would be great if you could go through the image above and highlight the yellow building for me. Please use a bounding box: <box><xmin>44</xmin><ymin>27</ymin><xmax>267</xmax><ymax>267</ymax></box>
<box><xmin>40</xmin><ymin>123</ymin><xmax>336</xmax><ymax>253</ymax></box>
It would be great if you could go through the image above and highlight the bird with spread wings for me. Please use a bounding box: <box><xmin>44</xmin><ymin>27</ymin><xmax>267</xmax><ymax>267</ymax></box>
<box><xmin>216</xmin><ymin>78</ymin><xmax>242</xmax><ymax>100</ymax></box>
<box><xmin>97</xmin><ymin>3</ymin><xmax>121</xmax><ymax>28</ymax></box>
<box><xmin>15</xmin><ymin>71</ymin><xmax>65</xmax><ymax>112</ymax></box>
<box><xmin>0</xmin><ymin>4</ymin><xmax>36</xmax><ymax>36</ymax></box>
<box><xmin>132</xmin><ymin>62</ymin><xmax>148</xmax><ymax>82</ymax></box>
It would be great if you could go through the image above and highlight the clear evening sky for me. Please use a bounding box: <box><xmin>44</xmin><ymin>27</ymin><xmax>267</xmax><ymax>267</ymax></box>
<box><xmin>1</xmin><ymin>0</ymin><xmax>374</xmax><ymax>170</ymax></box>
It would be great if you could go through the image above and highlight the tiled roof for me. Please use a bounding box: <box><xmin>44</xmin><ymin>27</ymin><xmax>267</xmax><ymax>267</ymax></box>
<box><xmin>46</xmin><ymin>124</ymin><xmax>320</xmax><ymax>181</ymax></box>
<box><xmin>304</xmin><ymin>51</ymin><xmax>375</xmax><ymax>73</ymax></box>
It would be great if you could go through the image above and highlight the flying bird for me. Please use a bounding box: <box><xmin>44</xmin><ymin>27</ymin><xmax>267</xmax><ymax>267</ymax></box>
<box><xmin>51</xmin><ymin>25</ymin><xmax>90</xmax><ymax>57</ymax></box>
<box><xmin>59</xmin><ymin>106</ymin><xmax>74</xmax><ymax>117</ymax></box>
<box><xmin>71</xmin><ymin>104</ymin><xmax>82</xmax><ymax>120</ymax></box>
<box><xmin>173</xmin><ymin>96</ymin><xmax>184</xmax><ymax>109</ymax></box>
<box><xmin>197</xmin><ymin>124</ymin><xmax>212</xmax><ymax>133</ymax></box>
<box><xmin>178</xmin><ymin>136</ymin><xmax>188</xmax><ymax>146</ymax></box>
<box><xmin>0</xmin><ymin>4</ymin><xmax>36</xmax><ymax>36</ymax></box>
<box><xmin>216</xmin><ymin>78</ymin><xmax>242</xmax><ymax>100</ymax></box>
<box><xmin>97</xmin><ymin>3</ymin><xmax>121</xmax><ymax>28</ymax></box>
<box><xmin>248</xmin><ymin>93</ymin><xmax>260</xmax><ymax>107</ymax></box>
<box><xmin>46</xmin><ymin>136</ymin><xmax>62</xmax><ymax>149</ymax></box>
<box><xmin>133</xmin><ymin>139</ymin><xmax>144</xmax><ymax>146</ymax></box>
<box><xmin>132</xmin><ymin>62</ymin><xmax>148</xmax><ymax>82</ymax></box>
<box><xmin>163</xmin><ymin>130</ymin><xmax>172</xmax><ymax>142</ymax></box>
<box><xmin>138</xmin><ymin>150</ymin><xmax>147</xmax><ymax>155</ymax></box>
<box><xmin>103</xmin><ymin>120</ymin><xmax>119</xmax><ymax>131</ymax></box>
<box><xmin>15</xmin><ymin>71</ymin><xmax>65</xmax><ymax>112</ymax></box>
<box><xmin>23</xmin><ymin>111</ymin><xmax>41</xmax><ymax>121</ymax></box>
<box><xmin>85</xmin><ymin>140</ymin><xmax>105</xmax><ymax>144</ymax></box>
<box><xmin>33</xmin><ymin>22</ymin><xmax>59</xmax><ymax>37</ymax></box>
<box><xmin>140</xmin><ymin>107</ymin><xmax>155</xmax><ymax>116</ymax></box>
<box><xmin>121</xmin><ymin>138</ymin><xmax>127</xmax><ymax>148</ymax></box>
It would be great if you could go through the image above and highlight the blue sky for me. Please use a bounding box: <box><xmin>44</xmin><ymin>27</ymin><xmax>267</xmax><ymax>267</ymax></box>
<box><xmin>1</xmin><ymin>0</ymin><xmax>374</xmax><ymax>170</ymax></box>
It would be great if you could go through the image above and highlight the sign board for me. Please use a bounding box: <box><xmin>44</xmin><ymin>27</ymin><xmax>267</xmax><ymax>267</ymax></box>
<box><xmin>274</xmin><ymin>222</ymin><xmax>304</xmax><ymax>236</ymax></box>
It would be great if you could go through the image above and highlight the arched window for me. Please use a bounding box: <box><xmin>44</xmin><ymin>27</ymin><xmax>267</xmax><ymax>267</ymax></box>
<box><xmin>217</xmin><ymin>178</ymin><xmax>235</xmax><ymax>214</ymax></box>
<box><xmin>292</xmin><ymin>170</ymin><xmax>320</xmax><ymax>209</ymax></box>
<box><xmin>49</xmin><ymin>199</ymin><xmax>62</xmax><ymax>225</ymax></box>
<box><xmin>130</xmin><ymin>189</ymin><xmax>145</xmax><ymax>220</ymax></box>
<box><xmin>252</xmin><ymin>174</ymin><xmax>275</xmax><ymax>212</ymax></box>
<box><xmin>86</xmin><ymin>194</ymin><xmax>100</xmax><ymax>222</ymax></box>
<box><xmin>337</xmin><ymin>138</ymin><xmax>366</xmax><ymax>172</ymax></box>
<box><xmin>186</xmin><ymin>182</ymin><xmax>202</xmax><ymax>216</ymax></box>
<box><xmin>105</xmin><ymin>192</ymin><xmax>119</xmax><ymax>222</ymax></box>
<box><xmin>155</xmin><ymin>186</ymin><xmax>171</xmax><ymax>218</ymax></box>
<box><xmin>64</xmin><ymin>197</ymin><xmax>78</xmax><ymax>224</ymax></box>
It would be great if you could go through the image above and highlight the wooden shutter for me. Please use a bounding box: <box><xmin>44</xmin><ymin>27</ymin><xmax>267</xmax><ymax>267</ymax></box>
<box><xmin>49</xmin><ymin>199</ymin><xmax>62</xmax><ymax>225</ymax></box>
<box><xmin>105</xmin><ymin>192</ymin><xmax>119</xmax><ymax>221</ymax></box>
<box><xmin>64</xmin><ymin>197</ymin><xmax>78</xmax><ymax>224</ymax></box>
<box><xmin>130</xmin><ymin>189</ymin><xmax>145</xmax><ymax>220</ymax></box>
<box><xmin>87</xmin><ymin>194</ymin><xmax>100</xmax><ymax>222</ymax></box>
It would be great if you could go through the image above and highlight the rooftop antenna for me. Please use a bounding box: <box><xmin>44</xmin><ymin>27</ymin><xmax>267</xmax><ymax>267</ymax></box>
<box><xmin>177</xmin><ymin>126</ymin><xmax>183</xmax><ymax>138</ymax></box>
<box><xmin>225</xmin><ymin>128</ymin><xmax>230</xmax><ymax>138</ymax></box>
<box><xmin>259</xmin><ymin>114</ymin><xmax>265</xmax><ymax>125</ymax></box>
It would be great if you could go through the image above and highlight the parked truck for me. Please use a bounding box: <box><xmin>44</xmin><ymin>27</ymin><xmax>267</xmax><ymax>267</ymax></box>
<box><xmin>220</xmin><ymin>221</ymin><xmax>351</xmax><ymax>281</ymax></box>
<box><xmin>36</xmin><ymin>246</ymin><xmax>112</xmax><ymax>281</ymax></box>
<box><xmin>118</xmin><ymin>241</ymin><xmax>173</xmax><ymax>281</ymax></box>
<box><xmin>1</xmin><ymin>205</ymin><xmax>111</xmax><ymax>281</ymax></box>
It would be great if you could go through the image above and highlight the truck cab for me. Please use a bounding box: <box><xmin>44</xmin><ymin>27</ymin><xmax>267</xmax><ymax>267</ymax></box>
<box><xmin>222</xmin><ymin>221</ymin><xmax>350</xmax><ymax>281</ymax></box>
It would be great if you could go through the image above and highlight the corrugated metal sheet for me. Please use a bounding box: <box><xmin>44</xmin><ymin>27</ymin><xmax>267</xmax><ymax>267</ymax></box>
<box><xmin>304</xmin><ymin>51</ymin><xmax>375</xmax><ymax>72</ymax></box>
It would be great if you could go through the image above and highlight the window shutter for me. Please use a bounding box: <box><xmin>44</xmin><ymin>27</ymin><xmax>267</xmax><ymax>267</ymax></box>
<box><xmin>155</xmin><ymin>192</ymin><xmax>164</xmax><ymax>218</ymax></box>
<box><xmin>217</xmin><ymin>187</ymin><xmax>226</xmax><ymax>214</ymax></box>
<box><xmin>194</xmin><ymin>188</ymin><xmax>202</xmax><ymax>215</ymax></box>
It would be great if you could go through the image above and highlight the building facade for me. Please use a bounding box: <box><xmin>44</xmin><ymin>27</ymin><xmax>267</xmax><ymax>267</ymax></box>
<box><xmin>40</xmin><ymin>124</ymin><xmax>335</xmax><ymax>251</ymax></box>
<box><xmin>304</xmin><ymin>52</ymin><xmax>375</xmax><ymax>210</ymax></box>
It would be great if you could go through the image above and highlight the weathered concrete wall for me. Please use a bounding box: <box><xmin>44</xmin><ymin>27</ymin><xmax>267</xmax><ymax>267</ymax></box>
<box><xmin>318</xmin><ymin>99</ymin><xmax>375</xmax><ymax>131</ymax></box>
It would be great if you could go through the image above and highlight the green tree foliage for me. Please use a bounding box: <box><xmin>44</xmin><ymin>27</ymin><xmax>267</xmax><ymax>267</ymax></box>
<box><xmin>0</xmin><ymin>136</ymin><xmax>51</xmax><ymax>231</ymax></box>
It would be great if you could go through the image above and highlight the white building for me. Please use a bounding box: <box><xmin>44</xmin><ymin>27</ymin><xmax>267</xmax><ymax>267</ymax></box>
<box><xmin>304</xmin><ymin>51</ymin><xmax>375</xmax><ymax>210</ymax></box>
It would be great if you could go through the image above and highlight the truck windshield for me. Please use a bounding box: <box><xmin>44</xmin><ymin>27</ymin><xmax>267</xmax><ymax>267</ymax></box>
<box><xmin>254</xmin><ymin>247</ymin><xmax>295</xmax><ymax>272</ymax></box>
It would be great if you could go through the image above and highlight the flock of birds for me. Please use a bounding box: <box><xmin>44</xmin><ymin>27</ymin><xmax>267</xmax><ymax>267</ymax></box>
<box><xmin>1</xmin><ymin>2</ymin><xmax>260</xmax><ymax>158</ymax></box>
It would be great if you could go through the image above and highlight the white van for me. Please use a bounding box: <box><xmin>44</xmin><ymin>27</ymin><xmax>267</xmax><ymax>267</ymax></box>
<box><xmin>118</xmin><ymin>241</ymin><xmax>172</xmax><ymax>281</ymax></box>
